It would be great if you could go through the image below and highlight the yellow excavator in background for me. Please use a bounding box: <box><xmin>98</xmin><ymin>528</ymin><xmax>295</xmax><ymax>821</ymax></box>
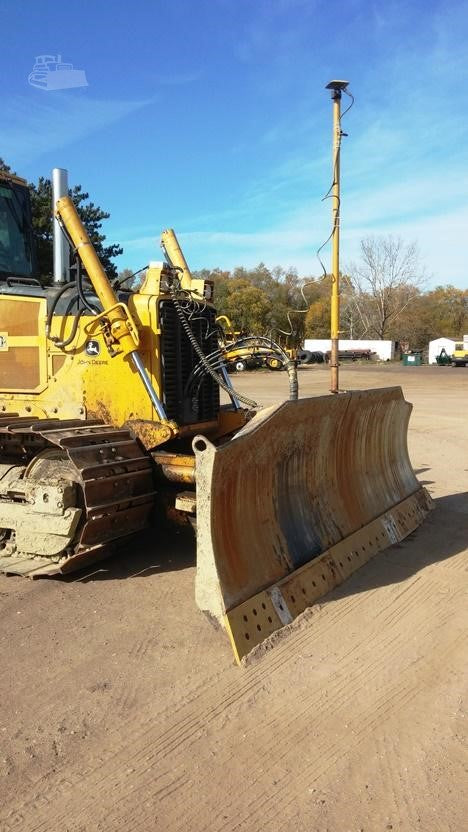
<box><xmin>0</xmin><ymin>84</ymin><xmax>432</xmax><ymax>663</ymax></box>
<box><xmin>215</xmin><ymin>315</ymin><xmax>288</xmax><ymax>372</ymax></box>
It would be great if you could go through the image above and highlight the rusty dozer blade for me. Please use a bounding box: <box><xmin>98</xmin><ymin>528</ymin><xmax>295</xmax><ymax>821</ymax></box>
<box><xmin>193</xmin><ymin>386</ymin><xmax>433</xmax><ymax>663</ymax></box>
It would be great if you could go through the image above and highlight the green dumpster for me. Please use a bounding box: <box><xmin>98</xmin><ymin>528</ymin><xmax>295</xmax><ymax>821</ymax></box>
<box><xmin>403</xmin><ymin>351</ymin><xmax>422</xmax><ymax>366</ymax></box>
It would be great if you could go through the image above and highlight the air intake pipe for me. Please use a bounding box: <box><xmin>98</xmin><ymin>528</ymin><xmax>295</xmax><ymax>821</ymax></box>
<box><xmin>52</xmin><ymin>168</ymin><xmax>70</xmax><ymax>284</ymax></box>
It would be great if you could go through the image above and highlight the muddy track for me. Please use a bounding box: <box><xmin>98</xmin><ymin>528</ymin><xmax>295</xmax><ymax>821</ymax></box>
<box><xmin>0</xmin><ymin>416</ymin><xmax>155</xmax><ymax>576</ymax></box>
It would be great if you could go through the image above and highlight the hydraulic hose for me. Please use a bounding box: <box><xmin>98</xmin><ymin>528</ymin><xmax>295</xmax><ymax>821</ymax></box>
<box><xmin>184</xmin><ymin>348</ymin><xmax>242</xmax><ymax>409</ymax></box>
<box><xmin>169</xmin><ymin>285</ymin><xmax>258</xmax><ymax>409</ymax></box>
<box><xmin>286</xmin><ymin>359</ymin><xmax>298</xmax><ymax>401</ymax></box>
<box><xmin>45</xmin><ymin>281</ymin><xmax>76</xmax><ymax>338</ymax></box>
<box><xmin>76</xmin><ymin>259</ymin><xmax>100</xmax><ymax>315</ymax></box>
<box><xmin>58</xmin><ymin>218</ymin><xmax>99</xmax><ymax>315</ymax></box>
<box><xmin>52</xmin><ymin>307</ymin><xmax>87</xmax><ymax>349</ymax></box>
<box><xmin>227</xmin><ymin>335</ymin><xmax>299</xmax><ymax>401</ymax></box>
<box><xmin>45</xmin><ymin>276</ymin><xmax>98</xmax><ymax>348</ymax></box>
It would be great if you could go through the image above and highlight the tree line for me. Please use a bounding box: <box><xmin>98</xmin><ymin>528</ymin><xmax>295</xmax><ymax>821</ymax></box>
<box><xmin>195</xmin><ymin>236</ymin><xmax>468</xmax><ymax>349</ymax></box>
<box><xmin>1</xmin><ymin>159</ymin><xmax>466</xmax><ymax>347</ymax></box>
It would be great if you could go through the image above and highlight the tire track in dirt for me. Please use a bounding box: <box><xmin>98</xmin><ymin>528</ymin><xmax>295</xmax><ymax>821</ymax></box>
<box><xmin>0</xmin><ymin>569</ymin><xmax>219</xmax><ymax>785</ymax></box>
<box><xmin>178</xmin><ymin>597</ymin><xmax>465</xmax><ymax>832</ymax></box>
<box><xmin>118</xmin><ymin>564</ymin><xmax>464</xmax><ymax>832</ymax></box>
<box><xmin>4</xmin><ymin>553</ymin><xmax>465</xmax><ymax>832</ymax></box>
<box><xmin>226</xmin><ymin>634</ymin><xmax>466</xmax><ymax>832</ymax></box>
<box><xmin>3</xmin><ymin>632</ymin><xmax>460</xmax><ymax>828</ymax></box>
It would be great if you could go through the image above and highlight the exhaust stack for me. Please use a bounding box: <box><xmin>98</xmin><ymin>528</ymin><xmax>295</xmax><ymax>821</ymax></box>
<box><xmin>52</xmin><ymin>168</ymin><xmax>70</xmax><ymax>284</ymax></box>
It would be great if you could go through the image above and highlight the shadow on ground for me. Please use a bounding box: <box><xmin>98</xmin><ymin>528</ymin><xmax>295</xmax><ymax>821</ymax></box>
<box><xmin>63</xmin><ymin>525</ymin><xmax>196</xmax><ymax>583</ymax></box>
<box><xmin>413</xmin><ymin>466</ymin><xmax>435</xmax><ymax>486</ymax></box>
<box><xmin>65</xmin><ymin>492</ymin><xmax>467</xmax><ymax>604</ymax></box>
<box><xmin>320</xmin><ymin>491</ymin><xmax>468</xmax><ymax>606</ymax></box>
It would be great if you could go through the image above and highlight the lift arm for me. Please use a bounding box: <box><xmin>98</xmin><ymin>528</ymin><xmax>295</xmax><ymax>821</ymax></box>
<box><xmin>55</xmin><ymin>196</ymin><xmax>138</xmax><ymax>357</ymax></box>
<box><xmin>160</xmin><ymin>228</ymin><xmax>193</xmax><ymax>290</ymax></box>
<box><xmin>55</xmin><ymin>195</ymin><xmax>167</xmax><ymax>420</ymax></box>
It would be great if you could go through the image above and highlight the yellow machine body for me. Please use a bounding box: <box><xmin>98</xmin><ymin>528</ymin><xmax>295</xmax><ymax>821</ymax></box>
<box><xmin>0</xmin><ymin>270</ymin><xmax>195</xmax><ymax>428</ymax></box>
<box><xmin>0</xmin><ymin>289</ymin><xmax>156</xmax><ymax>423</ymax></box>
<box><xmin>0</xmin><ymin>252</ymin><xmax>238</xmax><ymax>445</ymax></box>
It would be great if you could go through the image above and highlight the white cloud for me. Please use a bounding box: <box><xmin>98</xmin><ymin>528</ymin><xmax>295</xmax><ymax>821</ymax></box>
<box><xmin>0</xmin><ymin>93</ymin><xmax>150</xmax><ymax>167</ymax></box>
<box><xmin>117</xmin><ymin>196</ymin><xmax>468</xmax><ymax>289</ymax></box>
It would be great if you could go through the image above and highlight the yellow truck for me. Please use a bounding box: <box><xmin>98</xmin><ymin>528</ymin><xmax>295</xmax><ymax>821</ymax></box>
<box><xmin>451</xmin><ymin>340</ymin><xmax>468</xmax><ymax>367</ymax></box>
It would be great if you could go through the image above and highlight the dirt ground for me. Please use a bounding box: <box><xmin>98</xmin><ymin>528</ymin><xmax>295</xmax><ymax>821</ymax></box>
<box><xmin>0</xmin><ymin>364</ymin><xmax>467</xmax><ymax>831</ymax></box>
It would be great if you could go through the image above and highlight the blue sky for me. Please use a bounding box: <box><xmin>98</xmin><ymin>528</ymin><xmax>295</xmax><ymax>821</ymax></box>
<box><xmin>1</xmin><ymin>0</ymin><xmax>467</xmax><ymax>287</ymax></box>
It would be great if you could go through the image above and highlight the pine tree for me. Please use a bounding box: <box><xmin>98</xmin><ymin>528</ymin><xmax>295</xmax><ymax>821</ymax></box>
<box><xmin>0</xmin><ymin>158</ymin><xmax>122</xmax><ymax>281</ymax></box>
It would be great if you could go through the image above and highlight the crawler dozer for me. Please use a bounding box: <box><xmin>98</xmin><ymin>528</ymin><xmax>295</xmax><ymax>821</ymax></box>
<box><xmin>0</xmin><ymin>153</ymin><xmax>432</xmax><ymax>662</ymax></box>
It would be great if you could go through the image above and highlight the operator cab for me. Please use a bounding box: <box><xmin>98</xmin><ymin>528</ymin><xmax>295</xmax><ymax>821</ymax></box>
<box><xmin>0</xmin><ymin>172</ymin><xmax>99</xmax><ymax>311</ymax></box>
<box><xmin>0</xmin><ymin>173</ymin><xmax>35</xmax><ymax>282</ymax></box>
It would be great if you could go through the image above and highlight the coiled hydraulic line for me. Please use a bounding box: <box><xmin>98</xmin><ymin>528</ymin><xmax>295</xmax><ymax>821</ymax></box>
<box><xmin>169</xmin><ymin>283</ymin><xmax>258</xmax><ymax>409</ymax></box>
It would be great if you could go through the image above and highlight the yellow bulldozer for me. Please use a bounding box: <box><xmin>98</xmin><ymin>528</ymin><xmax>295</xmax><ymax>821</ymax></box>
<box><xmin>0</xmin><ymin>85</ymin><xmax>432</xmax><ymax>663</ymax></box>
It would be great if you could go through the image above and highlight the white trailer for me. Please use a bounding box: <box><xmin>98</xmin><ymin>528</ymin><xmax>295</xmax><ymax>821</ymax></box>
<box><xmin>303</xmin><ymin>338</ymin><xmax>395</xmax><ymax>361</ymax></box>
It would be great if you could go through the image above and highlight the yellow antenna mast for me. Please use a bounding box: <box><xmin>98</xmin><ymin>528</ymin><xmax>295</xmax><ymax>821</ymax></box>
<box><xmin>326</xmin><ymin>79</ymin><xmax>349</xmax><ymax>393</ymax></box>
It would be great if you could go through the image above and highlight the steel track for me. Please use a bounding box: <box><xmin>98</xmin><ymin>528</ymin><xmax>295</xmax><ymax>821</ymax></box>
<box><xmin>0</xmin><ymin>415</ymin><xmax>156</xmax><ymax>577</ymax></box>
